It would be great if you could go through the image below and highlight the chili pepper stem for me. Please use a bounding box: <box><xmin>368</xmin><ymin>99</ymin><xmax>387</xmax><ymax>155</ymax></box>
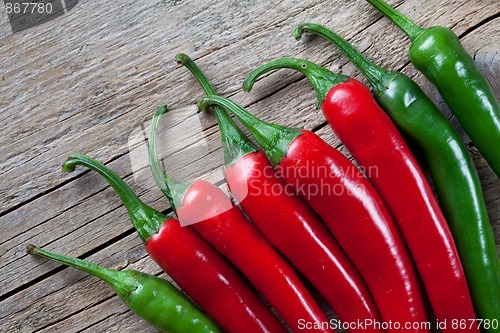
<box><xmin>294</xmin><ymin>23</ymin><xmax>397</xmax><ymax>95</ymax></box>
<box><xmin>148</xmin><ymin>105</ymin><xmax>191</xmax><ymax>213</ymax></box>
<box><xmin>175</xmin><ymin>53</ymin><xmax>217</xmax><ymax>96</ymax></box>
<box><xmin>365</xmin><ymin>0</ymin><xmax>425</xmax><ymax>41</ymax></box>
<box><xmin>198</xmin><ymin>95</ymin><xmax>301</xmax><ymax>167</ymax></box>
<box><xmin>62</xmin><ymin>154</ymin><xmax>166</xmax><ymax>243</ymax></box>
<box><xmin>175</xmin><ymin>53</ymin><xmax>257</xmax><ymax>167</ymax></box>
<box><xmin>29</xmin><ymin>245</ymin><xmax>224</xmax><ymax>333</ymax></box>
<box><xmin>26</xmin><ymin>244</ymin><xmax>136</xmax><ymax>299</ymax></box>
<box><xmin>242</xmin><ymin>58</ymin><xmax>348</xmax><ymax>104</ymax></box>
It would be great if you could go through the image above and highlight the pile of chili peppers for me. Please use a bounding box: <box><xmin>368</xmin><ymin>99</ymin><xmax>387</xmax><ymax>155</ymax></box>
<box><xmin>29</xmin><ymin>1</ymin><xmax>499</xmax><ymax>332</ymax></box>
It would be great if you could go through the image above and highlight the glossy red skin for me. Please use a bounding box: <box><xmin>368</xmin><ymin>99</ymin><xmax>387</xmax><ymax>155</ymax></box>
<box><xmin>177</xmin><ymin>179</ymin><xmax>323</xmax><ymax>333</ymax></box>
<box><xmin>323</xmin><ymin>78</ymin><xmax>477</xmax><ymax>332</ymax></box>
<box><xmin>225</xmin><ymin>150</ymin><xmax>382</xmax><ymax>333</ymax></box>
<box><xmin>278</xmin><ymin>129</ymin><xmax>428</xmax><ymax>333</ymax></box>
<box><xmin>146</xmin><ymin>218</ymin><xmax>285</xmax><ymax>333</ymax></box>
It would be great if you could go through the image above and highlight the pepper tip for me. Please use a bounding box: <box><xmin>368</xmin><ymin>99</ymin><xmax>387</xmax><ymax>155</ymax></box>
<box><xmin>197</xmin><ymin>98</ymin><xmax>211</xmax><ymax>113</ymax></box>
<box><xmin>155</xmin><ymin>104</ymin><xmax>169</xmax><ymax>117</ymax></box>
<box><xmin>62</xmin><ymin>158</ymin><xmax>77</xmax><ymax>173</ymax></box>
<box><xmin>26</xmin><ymin>244</ymin><xmax>37</xmax><ymax>255</ymax></box>
<box><xmin>62</xmin><ymin>153</ymin><xmax>87</xmax><ymax>173</ymax></box>
<box><xmin>241</xmin><ymin>76</ymin><xmax>254</xmax><ymax>93</ymax></box>
<box><xmin>175</xmin><ymin>53</ymin><xmax>191</xmax><ymax>65</ymax></box>
<box><xmin>292</xmin><ymin>24</ymin><xmax>307</xmax><ymax>40</ymax></box>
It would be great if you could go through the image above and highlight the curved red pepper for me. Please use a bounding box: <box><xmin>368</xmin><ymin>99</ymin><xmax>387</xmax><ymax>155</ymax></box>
<box><xmin>226</xmin><ymin>150</ymin><xmax>383</xmax><ymax>333</ymax></box>
<box><xmin>62</xmin><ymin>154</ymin><xmax>284</xmax><ymax>333</ymax></box>
<box><xmin>149</xmin><ymin>102</ymin><xmax>322</xmax><ymax>331</ymax></box>
<box><xmin>323</xmin><ymin>79</ymin><xmax>476</xmax><ymax>330</ymax></box>
<box><xmin>146</xmin><ymin>219</ymin><xmax>284</xmax><ymax>333</ymax></box>
<box><xmin>198</xmin><ymin>96</ymin><xmax>429</xmax><ymax>333</ymax></box>
<box><xmin>280</xmin><ymin>129</ymin><xmax>428</xmax><ymax>331</ymax></box>
<box><xmin>176</xmin><ymin>179</ymin><xmax>315</xmax><ymax>333</ymax></box>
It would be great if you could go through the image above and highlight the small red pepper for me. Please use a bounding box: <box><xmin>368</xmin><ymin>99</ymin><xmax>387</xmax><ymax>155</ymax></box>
<box><xmin>174</xmin><ymin>53</ymin><xmax>382</xmax><ymax>333</ymax></box>
<box><xmin>62</xmin><ymin>154</ymin><xmax>285</xmax><ymax>333</ymax></box>
<box><xmin>198</xmin><ymin>96</ymin><xmax>429</xmax><ymax>333</ymax></box>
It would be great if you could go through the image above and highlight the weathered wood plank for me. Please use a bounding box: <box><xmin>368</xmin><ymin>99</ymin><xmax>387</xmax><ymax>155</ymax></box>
<box><xmin>0</xmin><ymin>0</ymin><xmax>332</xmax><ymax>212</ymax></box>
<box><xmin>4</xmin><ymin>0</ymin><xmax>496</xmax><ymax>212</ymax></box>
<box><xmin>0</xmin><ymin>155</ymin><xmax>165</xmax><ymax>298</ymax></box>
<box><xmin>0</xmin><ymin>234</ymin><xmax>160</xmax><ymax>332</ymax></box>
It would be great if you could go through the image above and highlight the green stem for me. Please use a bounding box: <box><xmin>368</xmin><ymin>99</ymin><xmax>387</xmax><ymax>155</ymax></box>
<box><xmin>148</xmin><ymin>105</ymin><xmax>191</xmax><ymax>213</ymax></box>
<box><xmin>175</xmin><ymin>53</ymin><xmax>218</xmax><ymax>96</ymax></box>
<box><xmin>62</xmin><ymin>154</ymin><xmax>166</xmax><ymax>243</ymax></box>
<box><xmin>243</xmin><ymin>57</ymin><xmax>348</xmax><ymax>104</ymax></box>
<box><xmin>175</xmin><ymin>53</ymin><xmax>257</xmax><ymax>167</ymax></box>
<box><xmin>365</xmin><ymin>0</ymin><xmax>425</xmax><ymax>41</ymax></box>
<box><xmin>27</xmin><ymin>244</ymin><xmax>125</xmax><ymax>289</ymax></box>
<box><xmin>198</xmin><ymin>95</ymin><xmax>301</xmax><ymax>167</ymax></box>
<box><xmin>27</xmin><ymin>244</ymin><xmax>138</xmax><ymax>302</ymax></box>
<box><xmin>294</xmin><ymin>23</ymin><xmax>396</xmax><ymax>94</ymax></box>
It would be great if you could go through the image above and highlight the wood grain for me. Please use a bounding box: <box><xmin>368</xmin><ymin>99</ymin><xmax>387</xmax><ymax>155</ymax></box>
<box><xmin>0</xmin><ymin>0</ymin><xmax>498</xmax><ymax>332</ymax></box>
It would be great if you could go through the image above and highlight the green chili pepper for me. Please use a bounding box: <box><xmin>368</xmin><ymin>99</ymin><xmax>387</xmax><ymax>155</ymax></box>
<box><xmin>293</xmin><ymin>23</ymin><xmax>500</xmax><ymax>330</ymax></box>
<box><xmin>365</xmin><ymin>0</ymin><xmax>500</xmax><ymax>179</ymax></box>
<box><xmin>27</xmin><ymin>245</ymin><xmax>222</xmax><ymax>333</ymax></box>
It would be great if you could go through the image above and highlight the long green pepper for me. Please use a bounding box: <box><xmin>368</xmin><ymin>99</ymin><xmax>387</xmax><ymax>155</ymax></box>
<box><xmin>27</xmin><ymin>245</ymin><xmax>221</xmax><ymax>333</ymax></box>
<box><xmin>292</xmin><ymin>23</ymin><xmax>500</xmax><ymax>330</ymax></box>
<box><xmin>365</xmin><ymin>0</ymin><xmax>500</xmax><ymax>179</ymax></box>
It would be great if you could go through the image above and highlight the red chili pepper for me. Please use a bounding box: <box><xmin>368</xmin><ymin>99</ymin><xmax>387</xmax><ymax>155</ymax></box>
<box><xmin>198</xmin><ymin>96</ymin><xmax>429</xmax><ymax>333</ymax></box>
<box><xmin>299</xmin><ymin>22</ymin><xmax>479</xmax><ymax>328</ymax></box>
<box><xmin>174</xmin><ymin>53</ymin><xmax>382</xmax><ymax>333</ymax></box>
<box><xmin>243</xmin><ymin>33</ymin><xmax>478</xmax><ymax>330</ymax></box>
<box><xmin>148</xmin><ymin>104</ymin><xmax>322</xmax><ymax>333</ymax></box>
<box><xmin>62</xmin><ymin>154</ymin><xmax>285</xmax><ymax>333</ymax></box>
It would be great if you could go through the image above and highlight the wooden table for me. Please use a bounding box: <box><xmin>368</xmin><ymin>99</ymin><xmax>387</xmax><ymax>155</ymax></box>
<box><xmin>1</xmin><ymin>0</ymin><xmax>499</xmax><ymax>332</ymax></box>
